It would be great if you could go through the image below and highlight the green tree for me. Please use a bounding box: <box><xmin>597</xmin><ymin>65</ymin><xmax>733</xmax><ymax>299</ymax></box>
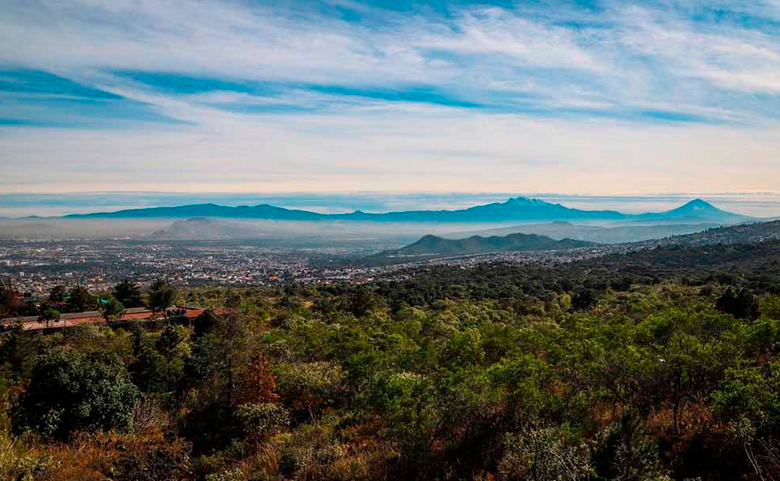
<box><xmin>0</xmin><ymin>282</ymin><xmax>19</xmax><ymax>318</ymax></box>
<box><xmin>572</xmin><ymin>288</ymin><xmax>598</xmax><ymax>311</ymax></box>
<box><xmin>65</xmin><ymin>285</ymin><xmax>96</xmax><ymax>313</ymax></box>
<box><xmin>101</xmin><ymin>296</ymin><xmax>125</xmax><ymax>322</ymax></box>
<box><xmin>113</xmin><ymin>279</ymin><xmax>144</xmax><ymax>308</ymax></box>
<box><xmin>348</xmin><ymin>287</ymin><xmax>376</xmax><ymax>317</ymax></box>
<box><xmin>129</xmin><ymin>328</ymin><xmax>170</xmax><ymax>394</ymax></box>
<box><xmin>149</xmin><ymin>279</ymin><xmax>177</xmax><ymax>314</ymax></box>
<box><xmin>48</xmin><ymin>285</ymin><xmax>67</xmax><ymax>304</ymax></box>
<box><xmin>717</xmin><ymin>287</ymin><xmax>760</xmax><ymax>320</ymax></box>
<box><xmin>276</xmin><ymin>361</ymin><xmax>345</xmax><ymax>420</ymax></box>
<box><xmin>37</xmin><ymin>306</ymin><xmax>61</xmax><ymax>328</ymax></box>
<box><xmin>592</xmin><ymin>414</ymin><xmax>668</xmax><ymax>481</ymax></box>
<box><xmin>366</xmin><ymin>371</ymin><xmax>439</xmax><ymax>464</ymax></box>
<box><xmin>13</xmin><ymin>347</ymin><xmax>140</xmax><ymax>439</ymax></box>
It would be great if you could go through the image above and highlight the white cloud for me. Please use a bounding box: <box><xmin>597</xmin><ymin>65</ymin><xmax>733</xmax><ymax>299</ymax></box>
<box><xmin>0</xmin><ymin>0</ymin><xmax>779</xmax><ymax>194</ymax></box>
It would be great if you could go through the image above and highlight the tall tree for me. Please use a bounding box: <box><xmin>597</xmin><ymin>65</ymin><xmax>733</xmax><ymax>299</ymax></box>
<box><xmin>149</xmin><ymin>280</ymin><xmax>177</xmax><ymax>314</ymax></box>
<box><xmin>48</xmin><ymin>285</ymin><xmax>67</xmax><ymax>304</ymax></box>
<box><xmin>0</xmin><ymin>282</ymin><xmax>20</xmax><ymax>318</ymax></box>
<box><xmin>65</xmin><ymin>285</ymin><xmax>96</xmax><ymax>313</ymax></box>
<box><xmin>113</xmin><ymin>279</ymin><xmax>144</xmax><ymax>308</ymax></box>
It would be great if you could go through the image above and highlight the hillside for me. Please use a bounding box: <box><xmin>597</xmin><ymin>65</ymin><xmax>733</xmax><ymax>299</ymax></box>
<box><xmin>651</xmin><ymin>219</ymin><xmax>780</xmax><ymax>247</ymax></box>
<box><xmin>448</xmin><ymin>220</ymin><xmax>720</xmax><ymax>244</ymax></box>
<box><xmin>393</xmin><ymin>232</ymin><xmax>593</xmax><ymax>256</ymax></box>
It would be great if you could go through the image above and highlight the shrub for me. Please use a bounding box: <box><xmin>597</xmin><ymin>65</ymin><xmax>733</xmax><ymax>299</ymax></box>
<box><xmin>12</xmin><ymin>347</ymin><xmax>140</xmax><ymax>440</ymax></box>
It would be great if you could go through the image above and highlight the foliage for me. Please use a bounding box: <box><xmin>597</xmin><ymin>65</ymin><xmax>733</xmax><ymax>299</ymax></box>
<box><xmin>37</xmin><ymin>306</ymin><xmax>61</xmax><ymax>328</ymax></box>
<box><xmin>149</xmin><ymin>279</ymin><xmax>177</xmax><ymax>313</ymax></box>
<box><xmin>276</xmin><ymin>361</ymin><xmax>345</xmax><ymax>420</ymax></box>
<box><xmin>0</xmin><ymin>282</ymin><xmax>20</xmax><ymax>319</ymax></box>
<box><xmin>716</xmin><ymin>287</ymin><xmax>760</xmax><ymax>320</ymax></box>
<box><xmin>65</xmin><ymin>285</ymin><xmax>97</xmax><ymax>313</ymax></box>
<box><xmin>12</xmin><ymin>347</ymin><xmax>140</xmax><ymax>440</ymax></box>
<box><xmin>101</xmin><ymin>295</ymin><xmax>125</xmax><ymax>322</ymax></box>
<box><xmin>113</xmin><ymin>280</ymin><xmax>145</xmax><ymax>308</ymax></box>
<box><xmin>498</xmin><ymin>427</ymin><xmax>592</xmax><ymax>481</ymax></box>
<box><xmin>2</xmin><ymin>252</ymin><xmax>780</xmax><ymax>479</ymax></box>
<box><xmin>235</xmin><ymin>402</ymin><xmax>290</xmax><ymax>438</ymax></box>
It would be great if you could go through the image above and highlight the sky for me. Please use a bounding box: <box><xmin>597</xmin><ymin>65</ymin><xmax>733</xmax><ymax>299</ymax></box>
<box><xmin>0</xmin><ymin>0</ymin><xmax>779</xmax><ymax>197</ymax></box>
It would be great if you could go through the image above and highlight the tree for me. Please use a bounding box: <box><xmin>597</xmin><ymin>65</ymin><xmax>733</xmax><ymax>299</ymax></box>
<box><xmin>65</xmin><ymin>285</ymin><xmax>96</xmax><ymax>313</ymax></box>
<box><xmin>572</xmin><ymin>288</ymin><xmax>598</xmax><ymax>311</ymax></box>
<box><xmin>499</xmin><ymin>428</ymin><xmax>592</xmax><ymax>481</ymax></box>
<box><xmin>0</xmin><ymin>282</ymin><xmax>19</xmax><ymax>318</ymax></box>
<box><xmin>592</xmin><ymin>414</ymin><xmax>668</xmax><ymax>481</ymax></box>
<box><xmin>13</xmin><ymin>347</ymin><xmax>140</xmax><ymax>440</ymax></box>
<box><xmin>348</xmin><ymin>287</ymin><xmax>376</xmax><ymax>317</ymax></box>
<box><xmin>716</xmin><ymin>287</ymin><xmax>760</xmax><ymax>320</ymax></box>
<box><xmin>276</xmin><ymin>361</ymin><xmax>345</xmax><ymax>420</ymax></box>
<box><xmin>129</xmin><ymin>327</ymin><xmax>171</xmax><ymax>394</ymax></box>
<box><xmin>37</xmin><ymin>306</ymin><xmax>61</xmax><ymax>328</ymax></box>
<box><xmin>101</xmin><ymin>296</ymin><xmax>125</xmax><ymax>322</ymax></box>
<box><xmin>149</xmin><ymin>280</ymin><xmax>177</xmax><ymax>314</ymax></box>
<box><xmin>366</xmin><ymin>371</ymin><xmax>439</xmax><ymax>465</ymax></box>
<box><xmin>113</xmin><ymin>279</ymin><xmax>144</xmax><ymax>308</ymax></box>
<box><xmin>234</xmin><ymin>353</ymin><xmax>279</xmax><ymax>406</ymax></box>
<box><xmin>48</xmin><ymin>285</ymin><xmax>67</xmax><ymax>304</ymax></box>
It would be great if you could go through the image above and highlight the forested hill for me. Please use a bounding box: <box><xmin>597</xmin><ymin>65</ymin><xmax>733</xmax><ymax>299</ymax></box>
<box><xmin>393</xmin><ymin>232</ymin><xmax>593</xmax><ymax>256</ymax></box>
<box><xmin>653</xmin><ymin>218</ymin><xmax>780</xmax><ymax>247</ymax></box>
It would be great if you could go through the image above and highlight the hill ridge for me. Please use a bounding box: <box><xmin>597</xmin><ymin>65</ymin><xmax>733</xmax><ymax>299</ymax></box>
<box><xmin>392</xmin><ymin>231</ymin><xmax>594</xmax><ymax>256</ymax></box>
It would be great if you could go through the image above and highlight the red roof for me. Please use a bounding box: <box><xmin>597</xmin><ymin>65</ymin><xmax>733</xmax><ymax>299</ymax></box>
<box><xmin>1</xmin><ymin>306</ymin><xmax>219</xmax><ymax>331</ymax></box>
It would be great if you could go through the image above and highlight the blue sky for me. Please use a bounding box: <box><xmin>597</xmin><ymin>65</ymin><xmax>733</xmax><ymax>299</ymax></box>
<box><xmin>0</xmin><ymin>0</ymin><xmax>779</xmax><ymax>195</ymax></box>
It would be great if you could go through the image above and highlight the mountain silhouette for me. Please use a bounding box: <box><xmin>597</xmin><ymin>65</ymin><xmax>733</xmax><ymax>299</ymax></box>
<box><xmin>394</xmin><ymin>232</ymin><xmax>593</xmax><ymax>256</ymax></box>
<box><xmin>64</xmin><ymin>197</ymin><xmax>750</xmax><ymax>224</ymax></box>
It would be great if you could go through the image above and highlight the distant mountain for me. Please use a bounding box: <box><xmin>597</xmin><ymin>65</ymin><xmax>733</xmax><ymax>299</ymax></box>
<box><xmin>150</xmin><ymin>217</ymin><xmax>264</xmax><ymax>240</ymax></box>
<box><xmin>332</xmin><ymin>197</ymin><xmax>626</xmax><ymax>222</ymax></box>
<box><xmin>64</xmin><ymin>197</ymin><xmax>751</xmax><ymax>224</ymax></box>
<box><xmin>392</xmin><ymin>232</ymin><xmax>593</xmax><ymax>256</ymax></box>
<box><xmin>69</xmin><ymin>203</ymin><xmax>327</xmax><ymax>221</ymax></box>
<box><xmin>635</xmin><ymin>199</ymin><xmax>750</xmax><ymax>223</ymax></box>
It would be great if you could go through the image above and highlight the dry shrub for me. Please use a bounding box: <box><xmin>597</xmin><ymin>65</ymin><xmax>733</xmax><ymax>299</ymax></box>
<box><xmin>1</xmin><ymin>398</ymin><xmax>193</xmax><ymax>481</ymax></box>
<box><xmin>0</xmin><ymin>431</ymin><xmax>59</xmax><ymax>481</ymax></box>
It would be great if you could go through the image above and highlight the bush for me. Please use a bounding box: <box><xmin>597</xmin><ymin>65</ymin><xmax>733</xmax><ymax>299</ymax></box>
<box><xmin>236</xmin><ymin>402</ymin><xmax>290</xmax><ymax>438</ymax></box>
<box><xmin>12</xmin><ymin>347</ymin><xmax>140</xmax><ymax>440</ymax></box>
<box><xmin>716</xmin><ymin>288</ymin><xmax>760</xmax><ymax>320</ymax></box>
<box><xmin>498</xmin><ymin>427</ymin><xmax>591</xmax><ymax>481</ymax></box>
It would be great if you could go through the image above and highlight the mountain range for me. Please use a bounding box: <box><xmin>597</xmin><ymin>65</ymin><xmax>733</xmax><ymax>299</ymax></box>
<box><xmin>65</xmin><ymin>197</ymin><xmax>750</xmax><ymax>224</ymax></box>
<box><xmin>391</xmin><ymin>233</ymin><xmax>593</xmax><ymax>256</ymax></box>
<box><xmin>382</xmin><ymin>217</ymin><xmax>780</xmax><ymax>260</ymax></box>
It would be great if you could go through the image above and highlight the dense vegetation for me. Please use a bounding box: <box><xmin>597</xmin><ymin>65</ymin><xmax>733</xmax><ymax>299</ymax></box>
<box><xmin>2</xmin><ymin>242</ymin><xmax>780</xmax><ymax>480</ymax></box>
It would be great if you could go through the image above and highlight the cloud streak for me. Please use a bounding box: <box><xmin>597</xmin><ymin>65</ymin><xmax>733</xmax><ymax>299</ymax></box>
<box><xmin>0</xmin><ymin>0</ymin><xmax>778</xmax><ymax>194</ymax></box>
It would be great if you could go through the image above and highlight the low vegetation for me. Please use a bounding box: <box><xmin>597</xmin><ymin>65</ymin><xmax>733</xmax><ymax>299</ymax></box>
<box><xmin>1</xmin><ymin>241</ymin><xmax>780</xmax><ymax>479</ymax></box>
